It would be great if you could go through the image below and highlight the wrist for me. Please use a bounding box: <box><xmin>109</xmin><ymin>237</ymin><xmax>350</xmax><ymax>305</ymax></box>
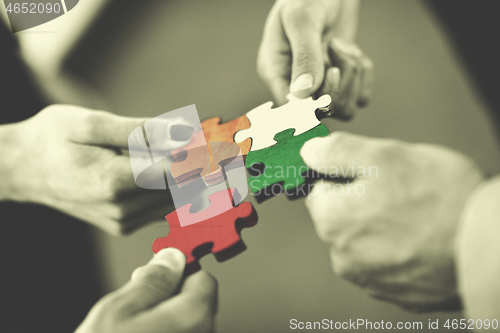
<box><xmin>0</xmin><ymin>122</ymin><xmax>28</xmax><ymax>202</ymax></box>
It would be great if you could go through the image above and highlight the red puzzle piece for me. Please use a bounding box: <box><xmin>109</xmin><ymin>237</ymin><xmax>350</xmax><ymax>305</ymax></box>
<box><xmin>152</xmin><ymin>188</ymin><xmax>258</xmax><ymax>274</ymax></box>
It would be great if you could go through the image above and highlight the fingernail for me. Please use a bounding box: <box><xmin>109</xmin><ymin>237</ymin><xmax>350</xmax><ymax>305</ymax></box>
<box><xmin>291</xmin><ymin>73</ymin><xmax>314</xmax><ymax>92</ymax></box>
<box><xmin>330</xmin><ymin>67</ymin><xmax>341</xmax><ymax>93</ymax></box>
<box><xmin>150</xmin><ymin>248</ymin><xmax>186</xmax><ymax>271</ymax></box>
<box><xmin>170</xmin><ymin>125</ymin><xmax>194</xmax><ymax>141</ymax></box>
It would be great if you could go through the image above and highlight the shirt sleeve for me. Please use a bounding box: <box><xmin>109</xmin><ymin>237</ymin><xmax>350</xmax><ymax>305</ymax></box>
<box><xmin>424</xmin><ymin>0</ymin><xmax>500</xmax><ymax>127</ymax></box>
<box><xmin>0</xmin><ymin>20</ymin><xmax>48</xmax><ymax>124</ymax></box>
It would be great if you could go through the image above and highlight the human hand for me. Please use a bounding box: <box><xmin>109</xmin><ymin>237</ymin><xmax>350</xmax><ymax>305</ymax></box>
<box><xmin>8</xmin><ymin>105</ymin><xmax>194</xmax><ymax>235</ymax></box>
<box><xmin>300</xmin><ymin>132</ymin><xmax>484</xmax><ymax>312</ymax></box>
<box><xmin>76</xmin><ymin>248</ymin><xmax>218</xmax><ymax>333</ymax></box>
<box><xmin>258</xmin><ymin>0</ymin><xmax>373</xmax><ymax>119</ymax></box>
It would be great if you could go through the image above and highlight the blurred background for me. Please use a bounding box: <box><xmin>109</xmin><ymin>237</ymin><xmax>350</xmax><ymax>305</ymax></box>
<box><xmin>13</xmin><ymin>0</ymin><xmax>500</xmax><ymax>331</ymax></box>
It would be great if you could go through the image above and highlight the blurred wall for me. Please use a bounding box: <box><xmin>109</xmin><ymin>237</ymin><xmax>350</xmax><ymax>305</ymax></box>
<box><xmin>63</xmin><ymin>0</ymin><xmax>500</xmax><ymax>332</ymax></box>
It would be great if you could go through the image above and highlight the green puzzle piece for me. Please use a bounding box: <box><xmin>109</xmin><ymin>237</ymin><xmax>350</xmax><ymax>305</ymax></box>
<box><xmin>245</xmin><ymin>124</ymin><xmax>329</xmax><ymax>200</ymax></box>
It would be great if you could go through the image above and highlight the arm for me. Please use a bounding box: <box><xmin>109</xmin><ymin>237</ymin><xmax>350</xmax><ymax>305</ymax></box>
<box><xmin>0</xmin><ymin>123</ymin><xmax>24</xmax><ymax>201</ymax></box>
<box><xmin>456</xmin><ymin>176</ymin><xmax>500</xmax><ymax>321</ymax></box>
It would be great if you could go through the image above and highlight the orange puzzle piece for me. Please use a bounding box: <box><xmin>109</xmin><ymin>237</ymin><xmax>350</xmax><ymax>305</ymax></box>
<box><xmin>170</xmin><ymin>115</ymin><xmax>250</xmax><ymax>187</ymax></box>
<box><xmin>170</xmin><ymin>142</ymin><xmax>243</xmax><ymax>187</ymax></box>
<box><xmin>200</xmin><ymin>116</ymin><xmax>251</xmax><ymax>157</ymax></box>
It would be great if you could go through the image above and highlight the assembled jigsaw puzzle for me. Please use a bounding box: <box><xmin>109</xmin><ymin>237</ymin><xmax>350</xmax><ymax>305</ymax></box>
<box><xmin>129</xmin><ymin>94</ymin><xmax>333</xmax><ymax>273</ymax></box>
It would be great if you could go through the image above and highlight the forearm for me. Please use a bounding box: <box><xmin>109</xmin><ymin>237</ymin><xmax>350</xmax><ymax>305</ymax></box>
<box><xmin>0</xmin><ymin>123</ymin><xmax>25</xmax><ymax>202</ymax></box>
<box><xmin>455</xmin><ymin>176</ymin><xmax>500</xmax><ymax>320</ymax></box>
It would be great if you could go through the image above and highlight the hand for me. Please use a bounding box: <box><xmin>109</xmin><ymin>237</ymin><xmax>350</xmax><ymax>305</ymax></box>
<box><xmin>8</xmin><ymin>105</ymin><xmax>194</xmax><ymax>235</ymax></box>
<box><xmin>76</xmin><ymin>248</ymin><xmax>218</xmax><ymax>333</ymax></box>
<box><xmin>300</xmin><ymin>132</ymin><xmax>484</xmax><ymax>312</ymax></box>
<box><xmin>257</xmin><ymin>0</ymin><xmax>373</xmax><ymax>119</ymax></box>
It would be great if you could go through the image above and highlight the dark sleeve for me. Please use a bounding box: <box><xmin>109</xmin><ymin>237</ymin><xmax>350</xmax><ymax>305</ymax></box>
<box><xmin>1</xmin><ymin>22</ymin><xmax>103</xmax><ymax>333</ymax></box>
<box><xmin>424</xmin><ymin>0</ymin><xmax>500</xmax><ymax>126</ymax></box>
<box><xmin>0</xmin><ymin>20</ymin><xmax>48</xmax><ymax>124</ymax></box>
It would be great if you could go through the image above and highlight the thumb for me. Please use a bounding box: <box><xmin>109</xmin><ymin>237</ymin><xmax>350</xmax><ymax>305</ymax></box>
<box><xmin>109</xmin><ymin>248</ymin><xmax>186</xmax><ymax>316</ymax></box>
<box><xmin>300</xmin><ymin>132</ymin><xmax>375</xmax><ymax>177</ymax></box>
<box><xmin>283</xmin><ymin>10</ymin><xmax>324</xmax><ymax>99</ymax></box>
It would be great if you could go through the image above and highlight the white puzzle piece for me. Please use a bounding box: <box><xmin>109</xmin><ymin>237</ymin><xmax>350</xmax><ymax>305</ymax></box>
<box><xmin>234</xmin><ymin>94</ymin><xmax>331</xmax><ymax>151</ymax></box>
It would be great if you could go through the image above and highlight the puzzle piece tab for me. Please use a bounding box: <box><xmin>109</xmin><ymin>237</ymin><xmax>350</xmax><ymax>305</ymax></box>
<box><xmin>234</xmin><ymin>94</ymin><xmax>331</xmax><ymax>151</ymax></box>
<box><xmin>170</xmin><ymin>142</ymin><xmax>243</xmax><ymax>187</ymax></box>
<box><xmin>245</xmin><ymin>124</ymin><xmax>329</xmax><ymax>202</ymax></box>
<box><xmin>171</xmin><ymin>115</ymin><xmax>250</xmax><ymax>162</ymax></box>
<box><xmin>152</xmin><ymin>188</ymin><xmax>258</xmax><ymax>274</ymax></box>
<box><xmin>201</xmin><ymin>116</ymin><xmax>252</xmax><ymax>157</ymax></box>
<box><xmin>168</xmin><ymin>177</ymin><xmax>229</xmax><ymax>226</ymax></box>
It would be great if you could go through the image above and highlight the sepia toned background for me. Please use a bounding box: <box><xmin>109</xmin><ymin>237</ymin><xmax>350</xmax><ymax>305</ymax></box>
<box><xmin>14</xmin><ymin>0</ymin><xmax>500</xmax><ymax>332</ymax></box>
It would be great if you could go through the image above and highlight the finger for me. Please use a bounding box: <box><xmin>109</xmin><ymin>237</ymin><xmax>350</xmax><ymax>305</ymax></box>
<box><xmin>328</xmin><ymin>39</ymin><xmax>364</xmax><ymax>119</ymax></box>
<box><xmin>71</xmin><ymin>110</ymin><xmax>195</xmax><ymax>150</ymax></box>
<box><xmin>257</xmin><ymin>7</ymin><xmax>293</xmax><ymax>105</ymax></box>
<box><xmin>119</xmin><ymin>198</ymin><xmax>175</xmax><ymax>235</ymax></box>
<box><xmin>97</xmin><ymin>187</ymin><xmax>172</xmax><ymax>233</ymax></box>
<box><xmin>268</xmin><ymin>74</ymin><xmax>293</xmax><ymax>106</ymax></box>
<box><xmin>315</xmin><ymin>67</ymin><xmax>341</xmax><ymax>117</ymax></box>
<box><xmin>357</xmin><ymin>55</ymin><xmax>374</xmax><ymax>107</ymax></box>
<box><xmin>102</xmin><ymin>153</ymin><xmax>170</xmax><ymax>197</ymax></box>
<box><xmin>282</xmin><ymin>7</ymin><xmax>325</xmax><ymax>98</ymax></box>
<box><xmin>104</xmin><ymin>248</ymin><xmax>186</xmax><ymax>317</ymax></box>
<box><xmin>305</xmin><ymin>178</ymin><xmax>370</xmax><ymax>246</ymax></box>
<box><xmin>136</xmin><ymin>271</ymin><xmax>218</xmax><ymax>332</ymax></box>
<box><xmin>300</xmin><ymin>132</ymin><xmax>376</xmax><ymax>176</ymax></box>
<box><xmin>338</xmin><ymin>41</ymin><xmax>374</xmax><ymax>109</ymax></box>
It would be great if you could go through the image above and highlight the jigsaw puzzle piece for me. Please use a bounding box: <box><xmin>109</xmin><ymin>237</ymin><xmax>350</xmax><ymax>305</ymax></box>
<box><xmin>129</xmin><ymin>104</ymin><xmax>204</xmax><ymax>190</ymax></box>
<box><xmin>170</xmin><ymin>142</ymin><xmax>243</xmax><ymax>187</ymax></box>
<box><xmin>209</xmin><ymin>142</ymin><xmax>244</xmax><ymax>173</ymax></box>
<box><xmin>166</xmin><ymin>155</ymin><xmax>249</xmax><ymax>226</ymax></box>
<box><xmin>170</xmin><ymin>145</ymin><xmax>212</xmax><ymax>186</ymax></box>
<box><xmin>224</xmin><ymin>163</ymin><xmax>249</xmax><ymax>206</ymax></box>
<box><xmin>168</xmin><ymin>177</ymin><xmax>230</xmax><ymax>226</ymax></box>
<box><xmin>201</xmin><ymin>116</ymin><xmax>252</xmax><ymax>157</ymax></box>
<box><xmin>234</xmin><ymin>94</ymin><xmax>331</xmax><ymax>151</ymax></box>
<box><xmin>245</xmin><ymin>124</ymin><xmax>329</xmax><ymax>202</ymax></box>
<box><xmin>152</xmin><ymin>188</ymin><xmax>258</xmax><ymax>274</ymax></box>
<box><xmin>170</xmin><ymin>129</ymin><xmax>208</xmax><ymax>158</ymax></box>
<box><xmin>171</xmin><ymin>115</ymin><xmax>250</xmax><ymax>161</ymax></box>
